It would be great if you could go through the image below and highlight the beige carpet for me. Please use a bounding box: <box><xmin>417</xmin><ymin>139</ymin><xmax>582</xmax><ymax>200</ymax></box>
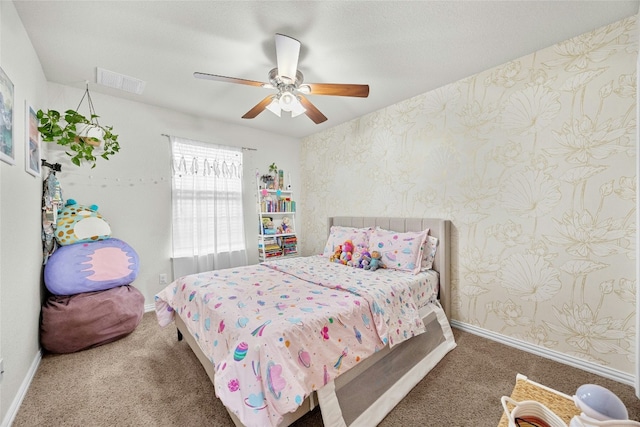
<box><xmin>12</xmin><ymin>312</ymin><xmax>640</xmax><ymax>426</ymax></box>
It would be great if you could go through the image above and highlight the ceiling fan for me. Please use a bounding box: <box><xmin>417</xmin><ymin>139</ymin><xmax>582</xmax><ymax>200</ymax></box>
<box><xmin>194</xmin><ymin>33</ymin><xmax>369</xmax><ymax>124</ymax></box>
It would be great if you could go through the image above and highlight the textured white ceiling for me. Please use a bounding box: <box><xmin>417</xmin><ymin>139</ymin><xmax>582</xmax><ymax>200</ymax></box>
<box><xmin>13</xmin><ymin>0</ymin><xmax>640</xmax><ymax>139</ymax></box>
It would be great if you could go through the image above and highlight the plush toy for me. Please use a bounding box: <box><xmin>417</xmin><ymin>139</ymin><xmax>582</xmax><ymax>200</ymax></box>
<box><xmin>278</xmin><ymin>216</ymin><xmax>293</xmax><ymax>234</ymax></box>
<box><xmin>329</xmin><ymin>245</ymin><xmax>343</xmax><ymax>263</ymax></box>
<box><xmin>55</xmin><ymin>199</ymin><xmax>111</xmax><ymax>246</ymax></box>
<box><xmin>361</xmin><ymin>253</ymin><xmax>371</xmax><ymax>269</ymax></box>
<box><xmin>340</xmin><ymin>240</ymin><xmax>354</xmax><ymax>265</ymax></box>
<box><xmin>359</xmin><ymin>250</ymin><xmax>371</xmax><ymax>268</ymax></box>
<box><xmin>263</xmin><ymin>218</ymin><xmax>276</xmax><ymax>235</ymax></box>
<box><xmin>365</xmin><ymin>251</ymin><xmax>385</xmax><ymax>271</ymax></box>
<box><xmin>348</xmin><ymin>251</ymin><xmax>362</xmax><ymax>267</ymax></box>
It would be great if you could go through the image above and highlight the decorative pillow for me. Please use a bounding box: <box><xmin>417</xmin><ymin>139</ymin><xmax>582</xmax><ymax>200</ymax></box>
<box><xmin>422</xmin><ymin>235</ymin><xmax>439</xmax><ymax>270</ymax></box>
<box><xmin>368</xmin><ymin>228</ymin><xmax>428</xmax><ymax>274</ymax></box>
<box><xmin>322</xmin><ymin>226</ymin><xmax>371</xmax><ymax>257</ymax></box>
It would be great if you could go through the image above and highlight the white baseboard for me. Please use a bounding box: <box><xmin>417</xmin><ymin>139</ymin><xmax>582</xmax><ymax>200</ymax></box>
<box><xmin>1</xmin><ymin>350</ymin><xmax>42</xmax><ymax>427</ymax></box>
<box><xmin>451</xmin><ymin>320</ymin><xmax>635</xmax><ymax>387</ymax></box>
<box><xmin>144</xmin><ymin>302</ymin><xmax>155</xmax><ymax>313</ymax></box>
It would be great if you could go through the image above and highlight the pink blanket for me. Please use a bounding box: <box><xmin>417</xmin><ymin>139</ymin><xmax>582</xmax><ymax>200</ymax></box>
<box><xmin>155</xmin><ymin>256</ymin><xmax>433</xmax><ymax>427</ymax></box>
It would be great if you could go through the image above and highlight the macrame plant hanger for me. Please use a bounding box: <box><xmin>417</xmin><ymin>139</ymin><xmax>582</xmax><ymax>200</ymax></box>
<box><xmin>76</xmin><ymin>81</ymin><xmax>100</xmax><ymax>127</ymax></box>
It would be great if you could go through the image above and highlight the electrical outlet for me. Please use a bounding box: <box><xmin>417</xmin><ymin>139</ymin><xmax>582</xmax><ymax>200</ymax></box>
<box><xmin>159</xmin><ymin>273</ymin><xmax>168</xmax><ymax>285</ymax></box>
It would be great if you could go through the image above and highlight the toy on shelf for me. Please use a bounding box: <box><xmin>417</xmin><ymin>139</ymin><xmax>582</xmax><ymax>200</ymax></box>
<box><xmin>277</xmin><ymin>216</ymin><xmax>293</xmax><ymax>234</ymax></box>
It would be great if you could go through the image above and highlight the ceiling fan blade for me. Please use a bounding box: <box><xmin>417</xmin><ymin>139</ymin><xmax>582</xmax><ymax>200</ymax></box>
<box><xmin>242</xmin><ymin>95</ymin><xmax>275</xmax><ymax>119</ymax></box>
<box><xmin>305</xmin><ymin>83</ymin><xmax>370</xmax><ymax>98</ymax></box>
<box><xmin>194</xmin><ymin>72</ymin><xmax>266</xmax><ymax>87</ymax></box>
<box><xmin>298</xmin><ymin>95</ymin><xmax>328</xmax><ymax>124</ymax></box>
<box><xmin>275</xmin><ymin>34</ymin><xmax>300</xmax><ymax>83</ymax></box>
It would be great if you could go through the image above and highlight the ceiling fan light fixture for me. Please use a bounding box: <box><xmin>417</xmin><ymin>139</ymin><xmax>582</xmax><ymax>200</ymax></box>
<box><xmin>298</xmin><ymin>84</ymin><xmax>311</xmax><ymax>94</ymax></box>
<box><xmin>291</xmin><ymin>100</ymin><xmax>306</xmax><ymax>117</ymax></box>
<box><xmin>266</xmin><ymin>98</ymin><xmax>281</xmax><ymax>117</ymax></box>
<box><xmin>279</xmin><ymin>91</ymin><xmax>297</xmax><ymax>112</ymax></box>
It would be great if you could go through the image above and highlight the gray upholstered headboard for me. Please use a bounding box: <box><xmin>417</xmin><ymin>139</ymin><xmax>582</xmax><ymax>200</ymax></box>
<box><xmin>328</xmin><ymin>217</ymin><xmax>451</xmax><ymax>319</ymax></box>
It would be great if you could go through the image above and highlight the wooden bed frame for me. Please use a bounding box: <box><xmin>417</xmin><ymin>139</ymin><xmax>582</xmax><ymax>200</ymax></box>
<box><xmin>174</xmin><ymin>217</ymin><xmax>453</xmax><ymax>426</ymax></box>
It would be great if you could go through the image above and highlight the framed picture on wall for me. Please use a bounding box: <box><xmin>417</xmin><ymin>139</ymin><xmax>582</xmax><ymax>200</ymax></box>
<box><xmin>0</xmin><ymin>66</ymin><xmax>15</xmax><ymax>165</ymax></box>
<box><xmin>25</xmin><ymin>102</ymin><xmax>41</xmax><ymax>177</ymax></box>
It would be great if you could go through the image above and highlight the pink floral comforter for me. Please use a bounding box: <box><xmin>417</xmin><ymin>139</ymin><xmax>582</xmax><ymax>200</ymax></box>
<box><xmin>155</xmin><ymin>255</ymin><xmax>434</xmax><ymax>427</ymax></box>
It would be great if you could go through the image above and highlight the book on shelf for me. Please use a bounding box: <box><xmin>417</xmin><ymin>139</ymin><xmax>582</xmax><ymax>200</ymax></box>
<box><xmin>260</xmin><ymin>199</ymin><xmax>296</xmax><ymax>213</ymax></box>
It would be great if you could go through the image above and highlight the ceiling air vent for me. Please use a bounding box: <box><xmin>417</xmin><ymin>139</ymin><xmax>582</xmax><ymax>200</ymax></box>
<box><xmin>96</xmin><ymin>67</ymin><xmax>146</xmax><ymax>95</ymax></box>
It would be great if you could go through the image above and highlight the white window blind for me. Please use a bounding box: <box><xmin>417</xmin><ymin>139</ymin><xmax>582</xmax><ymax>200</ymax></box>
<box><xmin>170</xmin><ymin>136</ymin><xmax>246</xmax><ymax>265</ymax></box>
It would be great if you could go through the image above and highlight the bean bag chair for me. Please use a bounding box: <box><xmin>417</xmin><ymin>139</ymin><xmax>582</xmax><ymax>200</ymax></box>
<box><xmin>40</xmin><ymin>285</ymin><xmax>144</xmax><ymax>354</ymax></box>
<box><xmin>44</xmin><ymin>238</ymin><xmax>139</xmax><ymax>295</ymax></box>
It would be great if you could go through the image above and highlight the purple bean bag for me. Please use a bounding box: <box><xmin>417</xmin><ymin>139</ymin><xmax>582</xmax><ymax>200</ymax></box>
<box><xmin>44</xmin><ymin>238</ymin><xmax>139</xmax><ymax>296</ymax></box>
<box><xmin>40</xmin><ymin>285</ymin><xmax>144</xmax><ymax>354</ymax></box>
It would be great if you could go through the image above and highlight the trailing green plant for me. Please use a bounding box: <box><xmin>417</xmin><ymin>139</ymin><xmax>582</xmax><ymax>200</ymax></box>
<box><xmin>37</xmin><ymin>109</ymin><xmax>120</xmax><ymax>168</ymax></box>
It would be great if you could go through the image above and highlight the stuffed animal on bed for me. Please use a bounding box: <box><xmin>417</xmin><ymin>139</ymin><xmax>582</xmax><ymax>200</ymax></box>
<box><xmin>361</xmin><ymin>252</ymin><xmax>371</xmax><ymax>269</ymax></box>
<box><xmin>358</xmin><ymin>250</ymin><xmax>371</xmax><ymax>268</ymax></box>
<box><xmin>340</xmin><ymin>240</ymin><xmax>354</xmax><ymax>265</ymax></box>
<box><xmin>365</xmin><ymin>251</ymin><xmax>385</xmax><ymax>271</ymax></box>
<box><xmin>329</xmin><ymin>244</ymin><xmax>343</xmax><ymax>263</ymax></box>
<box><xmin>348</xmin><ymin>250</ymin><xmax>362</xmax><ymax>267</ymax></box>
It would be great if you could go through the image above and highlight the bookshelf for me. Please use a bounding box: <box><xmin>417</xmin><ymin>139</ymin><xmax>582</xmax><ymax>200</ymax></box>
<box><xmin>257</xmin><ymin>177</ymin><xmax>298</xmax><ymax>261</ymax></box>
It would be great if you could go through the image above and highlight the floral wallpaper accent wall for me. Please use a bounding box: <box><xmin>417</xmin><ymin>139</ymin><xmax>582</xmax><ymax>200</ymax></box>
<box><xmin>300</xmin><ymin>16</ymin><xmax>637</xmax><ymax>375</ymax></box>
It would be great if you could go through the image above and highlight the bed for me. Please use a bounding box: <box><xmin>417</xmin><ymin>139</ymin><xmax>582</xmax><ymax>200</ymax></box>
<box><xmin>155</xmin><ymin>217</ymin><xmax>456</xmax><ymax>427</ymax></box>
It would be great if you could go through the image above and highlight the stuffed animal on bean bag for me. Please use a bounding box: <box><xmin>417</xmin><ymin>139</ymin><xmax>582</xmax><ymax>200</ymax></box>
<box><xmin>44</xmin><ymin>238</ymin><xmax>139</xmax><ymax>295</ymax></box>
<box><xmin>45</xmin><ymin>200</ymin><xmax>139</xmax><ymax>295</ymax></box>
<box><xmin>365</xmin><ymin>251</ymin><xmax>385</xmax><ymax>271</ymax></box>
<box><xmin>55</xmin><ymin>199</ymin><xmax>111</xmax><ymax>245</ymax></box>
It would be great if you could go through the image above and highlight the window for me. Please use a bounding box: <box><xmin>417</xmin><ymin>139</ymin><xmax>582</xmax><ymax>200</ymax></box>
<box><xmin>170</xmin><ymin>136</ymin><xmax>246</xmax><ymax>260</ymax></box>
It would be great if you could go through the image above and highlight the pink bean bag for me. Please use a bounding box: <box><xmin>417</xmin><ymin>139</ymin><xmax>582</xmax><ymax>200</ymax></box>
<box><xmin>40</xmin><ymin>285</ymin><xmax>144</xmax><ymax>354</ymax></box>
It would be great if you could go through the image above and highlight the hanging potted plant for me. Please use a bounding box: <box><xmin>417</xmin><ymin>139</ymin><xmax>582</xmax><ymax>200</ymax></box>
<box><xmin>37</xmin><ymin>84</ymin><xmax>120</xmax><ymax>168</ymax></box>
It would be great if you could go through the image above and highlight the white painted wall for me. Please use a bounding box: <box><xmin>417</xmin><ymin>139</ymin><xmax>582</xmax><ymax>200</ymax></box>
<box><xmin>0</xmin><ymin>4</ymin><xmax>301</xmax><ymax>424</ymax></box>
<box><xmin>0</xmin><ymin>2</ymin><xmax>48</xmax><ymax>424</ymax></box>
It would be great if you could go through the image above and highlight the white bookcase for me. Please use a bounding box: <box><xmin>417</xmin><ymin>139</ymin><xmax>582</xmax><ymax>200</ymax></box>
<box><xmin>257</xmin><ymin>178</ymin><xmax>298</xmax><ymax>261</ymax></box>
